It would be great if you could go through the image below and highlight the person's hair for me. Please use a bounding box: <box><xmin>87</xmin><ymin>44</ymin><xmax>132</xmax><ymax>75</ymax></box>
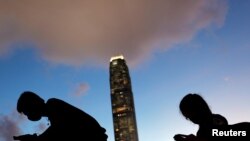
<box><xmin>179</xmin><ymin>93</ymin><xmax>212</xmax><ymax>118</ymax></box>
<box><xmin>17</xmin><ymin>91</ymin><xmax>44</xmax><ymax>113</ymax></box>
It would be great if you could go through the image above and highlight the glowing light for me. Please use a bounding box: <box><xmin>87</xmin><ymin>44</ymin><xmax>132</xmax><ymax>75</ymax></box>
<box><xmin>110</xmin><ymin>55</ymin><xmax>124</xmax><ymax>62</ymax></box>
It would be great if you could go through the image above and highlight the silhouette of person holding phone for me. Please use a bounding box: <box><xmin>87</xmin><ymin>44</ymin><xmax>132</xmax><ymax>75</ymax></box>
<box><xmin>174</xmin><ymin>93</ymin><xmax>228</xmax><ymax>141</ymax></box>
<box><xmin>174</xmin><ymin>93</ymin><xmax>250</xmax><ymax>141</ymax></box>
<box><xmin>13</xmin><ymin>91</ymin><xmax>108</xmax><ymax>141</ymax></box>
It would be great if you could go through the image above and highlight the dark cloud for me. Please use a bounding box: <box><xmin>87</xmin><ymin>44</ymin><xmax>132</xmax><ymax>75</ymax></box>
<box><xmin>0</xmin><ymin>0</ymin><xmax>228</xmax><ymax>67</ymax></box>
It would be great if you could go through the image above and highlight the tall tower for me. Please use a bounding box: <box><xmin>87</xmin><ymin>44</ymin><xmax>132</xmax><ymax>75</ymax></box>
<box><xmin>109</xmin><ymin>55</ymin><xmax>139</xmax><ymax>141</ymax></box>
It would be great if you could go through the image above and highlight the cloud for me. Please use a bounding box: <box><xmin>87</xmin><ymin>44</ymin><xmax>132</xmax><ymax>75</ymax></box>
<box><xmin>71</xmin><ymin>83</ymin><xmax>90</xmax><ymax>97</ymax></box>
<box><xmin>0</xmin><ymin>0</ymin><xmax>228</xmax><ymax>67</ymax></box>
<box><xmin>0</xmin><ymin>112</ymin><xmax>23</xmax><ymax>141</ymax></box>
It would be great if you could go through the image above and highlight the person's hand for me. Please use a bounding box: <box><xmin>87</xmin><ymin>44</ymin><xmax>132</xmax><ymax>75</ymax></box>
<box><xmin>184</xmin><ymin>134</ymin><xmax>196</xmax><ymax>141</ymax></box>
<box><xmin>13</xmin><ymin>134</ymin><xmax>37</xmax><ymax>141</ymax></box>
<box><xmin>174</xmin><ymin>134</ymin><xmax>188</xmax><ymax>141</ymax></box>
<box><xmin>174</xmin><ymin>134</ymin><xmax>200</xmax><ymax>141</ymax></box>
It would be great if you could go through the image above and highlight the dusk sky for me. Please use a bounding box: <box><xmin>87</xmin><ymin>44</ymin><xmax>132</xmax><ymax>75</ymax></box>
<box><xmin>0</xmin><ymin>0</ymin><xmax>250</xmax><ymax>141</ymax></box>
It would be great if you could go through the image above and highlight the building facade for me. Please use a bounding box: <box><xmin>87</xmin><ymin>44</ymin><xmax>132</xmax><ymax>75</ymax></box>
<box><xmin>109</xmin><ymin>55</ymin><xmax>139</xmax><ymax>141</ymax></box>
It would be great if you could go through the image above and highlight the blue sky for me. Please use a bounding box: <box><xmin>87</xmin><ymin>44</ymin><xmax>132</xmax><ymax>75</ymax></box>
<box><xmin>0</xmin><ymin>1</ymin><xmax>250</xmax><ymax>141</ymax></box>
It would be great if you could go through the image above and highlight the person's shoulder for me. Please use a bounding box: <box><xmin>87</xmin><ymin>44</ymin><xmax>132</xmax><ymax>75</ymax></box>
<box><xmin>47</xmin><ymin>98</ymin><xmax>60</xmax><ymax>102</ymax></box>
<box><xmin>46</xmin><ymin>98</ymin><xmax>65</xmax><ymax>106</ymax></box>
<box><xmin>230</xmin><ymin>122</ymin><xmax>250</xmax><ymax>130</ymax></box>
<box><xmin>233</xmin><ymin>122</ymin><xmax>250</xmax><ymax>125</ymax></box>
<box><xmin>212</xmin><ymin>114</ymin><xmax>228</xmax><ymax>125</ymax></box>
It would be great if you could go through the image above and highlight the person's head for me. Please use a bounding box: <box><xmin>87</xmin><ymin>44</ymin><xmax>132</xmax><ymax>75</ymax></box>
<box><xmin>180</xmin><ymin>93</ymin><xmax>212</xmax><ymax>124</ymax></box>
<box><xmin>17</xmin><ymin>91</ymin><xmax>45</xmax><ymax>121</ymax></box>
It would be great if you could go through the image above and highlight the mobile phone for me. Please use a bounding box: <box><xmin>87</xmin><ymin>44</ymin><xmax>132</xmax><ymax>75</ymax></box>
<box><xmin>174</xmin><ymin>134</ymin><xmax>188</xmax><ymax>141</ymax></box>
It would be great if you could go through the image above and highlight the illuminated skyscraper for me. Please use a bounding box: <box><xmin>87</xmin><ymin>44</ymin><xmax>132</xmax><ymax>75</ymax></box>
<box><xmin>109</xmin><ymin>55</ymin><xmax>139</xmax><ymax>141</ymax></box>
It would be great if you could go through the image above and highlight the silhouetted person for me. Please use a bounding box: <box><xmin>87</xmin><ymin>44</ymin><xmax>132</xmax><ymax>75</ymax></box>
<box><xmin>13</xmin><ymin>91</ymin><xmax>108</xmax><ymax>141</ymax></box>
<box><xmin>174</xmin><ymin>93</ymin><xmax>250</xmax><ymax>141</ymax></box>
